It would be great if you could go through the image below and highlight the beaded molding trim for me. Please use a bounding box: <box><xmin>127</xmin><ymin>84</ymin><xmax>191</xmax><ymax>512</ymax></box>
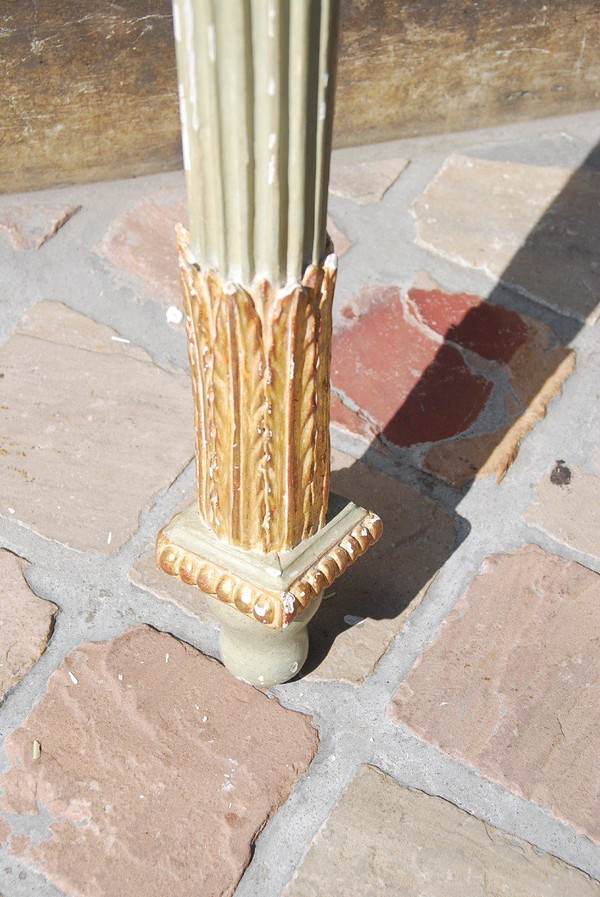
<box><xmin>156</xmin><ymin>511</ymin><xmax>382</xmax><ymax>629</ymax></box>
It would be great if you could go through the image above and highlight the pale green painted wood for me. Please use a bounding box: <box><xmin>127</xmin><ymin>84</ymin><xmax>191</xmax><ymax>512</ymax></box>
<box><xmin>172</xmin><ymin>0</ymin><xmax>339</xmax><ymax>285</ymax></box>
<box><xmin>208</xmin><ymin>594</ymin><xmax>323</xmax><ymax>686</ymax></box>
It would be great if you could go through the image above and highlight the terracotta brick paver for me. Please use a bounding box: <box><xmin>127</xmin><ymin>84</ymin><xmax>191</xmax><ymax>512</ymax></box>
<box><xmin>0</xmin><ymin>301</ymin><xmax>194</xmax><ymax>552</ymax></box>
<box><xmin>0</xmin><ymin>626</ymin><xmax>318</xmax><ymax>897</ymax></box>
<box><xmin>390</xmin><ymin>545</ymin><xmax>600</xmax><ymax>843</ymax></box>
<box><xmin>0</xmin><ymin>550</ymin><xmax>56</xmax><ymax>702</ymax></box>
<box><xmin>285</xmin><ymin>766</ymin><xmax>600</xmax><ymax>897</ymax></box>
<box><xmin>332</xmin><ymin>279</ymin><xmax>574</xmax><ymax>486</ymax></box>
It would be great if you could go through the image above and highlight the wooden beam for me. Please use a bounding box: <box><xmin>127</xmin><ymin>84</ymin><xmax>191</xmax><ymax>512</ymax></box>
<box><xmin>3</xmin><ymin>0</ymin><xmax>600</xmax><ymax>192</ymax></box>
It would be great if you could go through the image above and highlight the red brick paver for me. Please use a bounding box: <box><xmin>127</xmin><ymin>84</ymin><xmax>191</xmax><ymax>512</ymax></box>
<box><xmin>331</xmin><ymin>280</ymin><xmax>574</xmax><ymax>486</ymax></box>
<box><xmin>407</xmin><ymin>283</ymin><xmax>529</xmax><ymax>363</ymax></box>
<box><xmin>332</xmin><ymin>285</ymin><xmax>492</xmax><ymax>448</ymax></box>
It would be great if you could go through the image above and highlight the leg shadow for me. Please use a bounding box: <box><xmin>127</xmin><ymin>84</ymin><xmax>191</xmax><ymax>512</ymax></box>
<box><xmin>306</xmin><ymin>140</ymin><xmax>599</xmax><ymax>679</ymax></box>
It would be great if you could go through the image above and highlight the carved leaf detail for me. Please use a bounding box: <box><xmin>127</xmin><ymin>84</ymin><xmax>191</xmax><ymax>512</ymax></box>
<box><xmin>177</xmin><ymin>227</ymin><xmax>335</xmax><ymax>552</ymax></box>
<box><xmin>315</xmin><ymin>261</ymin><xmax>336</xmax><ymax>528</ymax></box>
<box><xmin>299</xmin><ymin>292</ymin><xmax>318</xmax><ymax>540</ymax></box>
<box><xmin>177</xmin><ymin>226</ymin><xmax>212</xmax><ymax>524</ymax></box>
<box><xmin>230</xmin><ymin>285</ymin><xmax>267</xmax><ymax>549</ymax></box>
<box><xmin>211</xmin><ymin>279</ymin><xmax>233</xmax><ymax>539</ymax></box>
<box><xmin>263</xmin><ymin>290</ymin><xmax>296</xmax><ymax>548</ymax></box>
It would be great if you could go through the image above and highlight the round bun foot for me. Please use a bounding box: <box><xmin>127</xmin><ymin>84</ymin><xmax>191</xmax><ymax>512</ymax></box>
<box><xmin>207</xmin><ymin>594</ymin><xmax>323</xmax><ymax>687</ymax></box>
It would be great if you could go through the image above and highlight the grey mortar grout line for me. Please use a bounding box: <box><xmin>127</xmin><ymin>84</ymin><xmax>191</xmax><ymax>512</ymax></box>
<box><xmin>0</xmin><ymin>859</ymin><xmax>67</xmax><ymax>897</ymax></box>
<box><xmin>240</xmin><ymin>671</ymin><xmax>600</xmax><ymax>896</ymax></box>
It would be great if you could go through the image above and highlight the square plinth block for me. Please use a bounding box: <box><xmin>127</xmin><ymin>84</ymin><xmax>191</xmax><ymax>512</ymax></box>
<box><xmin>156</xmin><ymin>493</ymin><xmax>382</xmax><ymax>628</ymax></box>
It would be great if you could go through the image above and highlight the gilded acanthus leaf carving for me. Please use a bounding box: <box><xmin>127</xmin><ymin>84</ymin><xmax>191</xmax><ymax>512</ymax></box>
<box><xmin>176</xmin><ymin>225</ymin><xmax>336</xmax><ymax>553</ymax></box>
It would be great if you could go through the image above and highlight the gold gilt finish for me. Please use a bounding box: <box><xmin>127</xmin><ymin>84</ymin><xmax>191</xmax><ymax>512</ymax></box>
<box><xmin>156</xmin><ymin>504</ymin><xmax>383</xmax><ymax>629</ymax></box>
<box><xmin>177</xmin><ymin>224</ymin><xmax>336</xmax><ymax>553</ymax></box>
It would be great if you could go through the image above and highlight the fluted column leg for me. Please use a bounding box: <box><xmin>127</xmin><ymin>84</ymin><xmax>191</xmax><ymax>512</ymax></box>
<box><xmin>156</xmin><ymin>0</ymin><xmax>382</xmax><ymax>685</ymax></box>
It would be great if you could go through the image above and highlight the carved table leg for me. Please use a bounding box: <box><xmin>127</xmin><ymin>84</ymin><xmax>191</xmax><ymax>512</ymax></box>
<box><xmin>157</xmin><ymin>0</ymin><xmax>382</xmax><ymax>685</ymax></box>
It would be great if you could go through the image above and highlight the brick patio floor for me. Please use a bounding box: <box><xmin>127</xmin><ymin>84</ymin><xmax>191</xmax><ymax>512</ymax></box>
<box><xmin>0</xmin><ymin>109</ymin><xmax>599</xmax><ymax>896</ymax></box>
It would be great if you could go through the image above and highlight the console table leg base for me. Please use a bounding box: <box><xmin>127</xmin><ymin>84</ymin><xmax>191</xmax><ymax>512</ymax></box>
<box><xmin>207</xmin><ymin>594</ymin><xmax>323</xmax><ymax>687</ymax></box>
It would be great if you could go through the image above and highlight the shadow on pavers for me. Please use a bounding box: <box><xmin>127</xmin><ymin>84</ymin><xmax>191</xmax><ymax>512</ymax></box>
<box><xmin>306</xmin><ymin>141</ymin><xmax>600</xmax><ymax>676</ymax></box>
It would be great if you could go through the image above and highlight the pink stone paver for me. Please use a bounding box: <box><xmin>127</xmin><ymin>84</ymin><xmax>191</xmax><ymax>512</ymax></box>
<box><xmin>0</xmin><ymin>550</ymin><xmax>57</xmax><ymax>701</ymax></box>
<box><xmin>326</xmin><ymin>214</ymin><xmax>352</xmax><ymax>258</ymax></box>
<box><xmin>390</xmin><ymin>544</ymin><xmax>600</xmax><ymax>843</ymax></box>
<box><xmin>128</xmin><ymin>544</ymin><xmax>213</xmax><ymax>622</ymax></box>
<box><xmin>0</xmin><ymin>626</ymin><xmax>318</xmax><ymax>897</ymax></box>
<box><xmin>0</xmin><ymin>301</ymin><xmax>194</xmax><ymax>553</ymax></box>
<box><xmin>0</xmin><ymin>202</ymin><xmax>81</xmax><ymax>250</ymax></box>
<box><xmin>412</xmin><ymin>154</ymin><xmax>600</xmax><ymax>324</ymax></box>
<box><xmin>329</xmin><ymin>156</ymin><xmax>410</xmax><ymax>205</ymax></box>
<box><xmin>95</xmin><ymin>188</ymin><xmax>350</xmax><ymax>311</ymax></box>
<box><xmin>525</xmin><ymin>462</ymin><xmax>600</xmax><ymax>561</ymax></box>
<box><xmin>285</xmin><ymin>766</ymin><xmax>600</xmax><ymax>897</ymax></box>
<box><xmin>94</xmin><ymin>188</ymin><xmax>186</xmax><ymax>308</ymax></box>
<box><xmin>307</xmin><ymin>449</ymin><xmax>455</xmax><ymax>683</ymax></box>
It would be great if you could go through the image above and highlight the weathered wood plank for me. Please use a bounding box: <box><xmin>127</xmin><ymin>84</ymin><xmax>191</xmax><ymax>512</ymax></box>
<box><xmin>1</xmin><ymin>0</ymin><xmax>181</xmax><ymax>192</ymax></box>
<box><xmin>335</xmin><ymin>0</ymin><xmax>600</xmax><ymax>146</ymax></box>
<box><xmin>2</xmin><ymin>1</ymin><xmax>599</xmax><ymax>192</ymax></box>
